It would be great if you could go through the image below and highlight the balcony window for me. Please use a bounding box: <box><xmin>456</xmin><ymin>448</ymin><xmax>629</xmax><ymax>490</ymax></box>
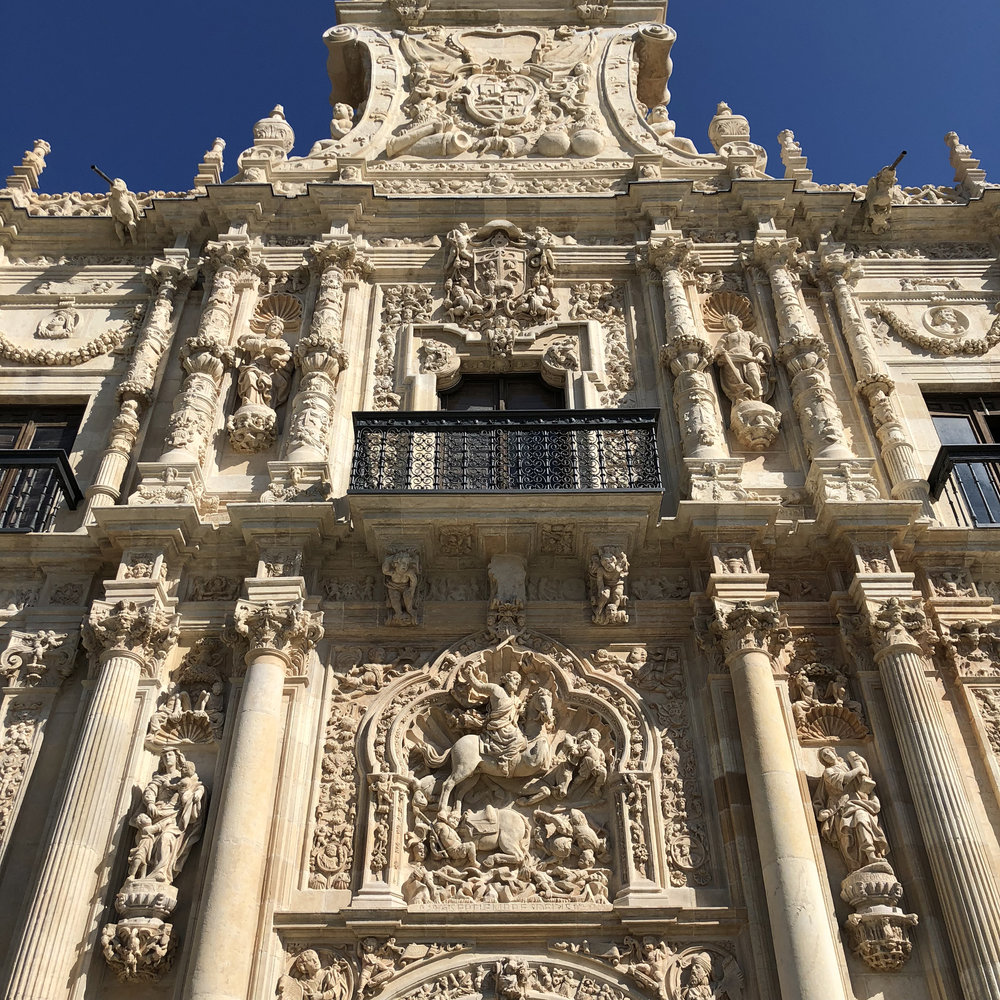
<box><xmin>0</xmin><ymin>407</ymin><xmax>84</xmax><ymax>532</ymax></box>
<box><xmin>926</xmin><ymin>395</ymin><xmax>1000</xmax><ymax>526</ymax></box>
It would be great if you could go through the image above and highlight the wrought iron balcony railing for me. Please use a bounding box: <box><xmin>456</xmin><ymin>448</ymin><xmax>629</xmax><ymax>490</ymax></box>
<box><xmin>0</xmin><ymin>449</ymin><xmax>83</xmax><ymax>532</ymax></box>
<box><xmin>928</xmin><ymin>443</ymin><xmax>1000</xmax><ymax>527</ymax></box>
<box><xmin>350</xmin><ymin>409</ymin><xmax>662</xmax><ymax>493</ymax></box>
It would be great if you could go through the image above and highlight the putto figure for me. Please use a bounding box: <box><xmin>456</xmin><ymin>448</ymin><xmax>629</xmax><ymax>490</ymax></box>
<box><xmin>589</xmin><ymin>545</ymin><xmax>630</xmax><ymax>625</ymax></box>
<box><xmin>382</xmin><ymin>548</ymin><xmax>420</xmax><ymax>625</ymax></box>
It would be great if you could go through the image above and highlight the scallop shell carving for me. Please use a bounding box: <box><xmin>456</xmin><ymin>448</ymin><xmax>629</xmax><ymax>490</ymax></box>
<box><xmin>251</xmin><ymin>293</ymin><xmax>302</xmax><ymax>332</ymax></box>
<box><xmin>702</xmin><ymin>291</ymin><xmax>756</xmax><ymax>332</ymax></box>
<box><xmin>797</xmin><ymin>704</ymin><xmax>870</xmax><ymax>743</ymax></box>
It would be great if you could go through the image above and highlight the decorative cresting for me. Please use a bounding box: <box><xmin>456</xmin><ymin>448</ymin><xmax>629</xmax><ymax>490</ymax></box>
<box><xmin>86</xmin><ymin>255</ymin><xmax>194</xmax><ymax>512</ymax></box>
<box><xmin>229</xmin><ymin>600</ymin><xmax>324</xmax><ymax>674</ymax></box>
<box><xmin>158</xmin><ymin>243</ymin><xmax>258</xmax><ymax>466</ymax></box>
<box><xmin>443</xmin><ymin>221</ymin><xmax>558</xmax><ymax>341</ymax></box>
<box><xmin>282</xmin><ymin>242</ymin><xmax>369</xmax><ymax>463</ymax></box>
<box><xmin>353</xmin><ymin>630</ymin><xmax>664</xmax><ymax>909</ymax></box>
<box><xmin>811</xmin><ymin>746</ymin><xmax>917</xmax><ymax>972</ymax></box>
<box><xmin>101</xmin><ymin>748</ymin><xmax>207</xmax><ymax>982</ymax></box>
<box><xmin>703</xmin><ymin>292</ymin><xmax>781</xmax><ymax>450</ymax></box>
<box><xmin>817</xmin><ymin>243</ymin><xmax>930</xmax><ymax>505</ymax></box>
<box><xmin>274</xmin><ymin>942</ymin><xmax>745</xmax><ymax>1000</ymax></box>
<box><xmin>83</xmin><ymin>599</ymin><xmax>180</xmax><ymax>676</ymax></box>
<box><xmin>648</xmin><ymin>234</ymin><xmax>728</xmax><ymax>462</ymax></box>
<box><xmin>227</xmin><ymin>293</ymin><xmax>300</xmax><ymax>452</ymax></box>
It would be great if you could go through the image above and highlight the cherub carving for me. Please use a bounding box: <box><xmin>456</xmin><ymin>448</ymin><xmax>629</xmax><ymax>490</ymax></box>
<box><xmin>382</xmin><ymin>549</ymin><xmax>420</xmax><ymax>626</ymax></box>
<box><xmin>589</xmin><ymin>546</ymin><xmax>629</xmax><ymax>624</ymax></box>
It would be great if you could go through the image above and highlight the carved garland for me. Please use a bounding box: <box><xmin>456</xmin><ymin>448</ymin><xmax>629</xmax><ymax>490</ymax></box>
<box><xmin>868</xmin><ymin>303</ymin><xmax>1000</xmax><ymax>357</ymax></box>
<box><xmin>0</xmin><ymin>320</ymin><xmax>135</xmax><ymax>365</ymax></box>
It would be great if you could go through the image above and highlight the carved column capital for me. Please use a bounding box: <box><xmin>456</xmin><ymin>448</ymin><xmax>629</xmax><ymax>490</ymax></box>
<box><xmin>658</xmin><ymin>332</ymin><xmax>712</xmax><ymax>374</ymax></box>
<box><xmin>229</xmin><ymin>601</ymin><xmax>324</xmax><ymax>674</ymax></box>
<box><xmin>709</xmin><ymin>600</ymin><xmax>790</xmax><ymax>661</ymax></box>
<box><xmin>752</xmin><ymin>235</ymin><xmax>804</xmax><ymax>274</ymax></box>
<box><xmin>309</xmin><ymin>241</ymin><xmax>373</xmax><ymax>283</ymax></box>
<box><xmin>816</xmin><ymin>245</ymin><xmax>865</xmax><ymax>287</ymax></box>
<box><xmin>82</xmin><ymin>600</ymin><xmax>180</xmax><ymax>675</ymax></box>
<box><xmin>200</xmin><ymin>240</ymin><xmax>259</xmax><ymax>279</ymax></box>
<box><xmin>866</xmin><ymin>597</ymin><xmax>931</xmax><ymax>659</ymax></box>
<box><xmin>647</xmin><ymin>235</ymin><xmax>701</xmax><ymax>277</ymax></box>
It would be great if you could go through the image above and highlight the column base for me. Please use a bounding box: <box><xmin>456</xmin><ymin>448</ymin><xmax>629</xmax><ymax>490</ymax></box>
<box><xmin>130</xmin><ymin>463</ymin><xmax>220</xmax><ymax>516</ymax></box>
<box><xmin>683</xmin><ymin>457</ymin><xmax>751</xmax><ymax>502</ymax></box>
<box><xmin>262</xmin><ymin>461</ymin><xmax>333</xmax><ymax>503</ymax></box>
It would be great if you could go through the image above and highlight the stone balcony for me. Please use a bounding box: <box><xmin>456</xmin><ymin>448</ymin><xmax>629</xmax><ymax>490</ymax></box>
<box><xmin>347</xmin><ymin>409</ymin><xmax>664</xmax><ymax>558</ymax></box>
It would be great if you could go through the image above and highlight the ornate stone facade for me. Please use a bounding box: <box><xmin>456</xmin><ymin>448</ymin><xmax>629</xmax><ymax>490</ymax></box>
<box><xmin>1</xmin><ymin>1</ymin><xmax>999</xmax><ymax>999</ymax></box>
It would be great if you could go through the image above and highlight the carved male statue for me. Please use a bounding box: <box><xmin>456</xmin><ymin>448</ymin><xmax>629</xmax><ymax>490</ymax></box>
<box><xmin>813</xmin><ymin>746</ymin><xmax>889</xmax><ymax>871</ymax></box>
<box><xmin>464</xmin><ymin>665</ymin><xmax>528</xmax><ymax>772</ymax></box>
<box><xmin>714</xmin><ymin>313</ymin><xmax>772</xmax><ymax>402</ymax></box>
<box><xmin>277</xmin><ymin>949</ymin><xmax>347</xmax><ymax>1000</ymax></box>
<box><xmin>589</xmin><ymin>547</ymin><xmax>629</xmax><ymax>624</ymax></box>
<box><xmin>382</xmin><ymin>550</ymin><xmax>419</xmax><ymax>625</ymax></box>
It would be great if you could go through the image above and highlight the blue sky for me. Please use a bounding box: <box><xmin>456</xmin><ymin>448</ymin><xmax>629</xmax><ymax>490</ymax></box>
<box><xmin>3</xmin><ymin>1</ymin><xmax>998</xmax><ymax>196</ymax></box>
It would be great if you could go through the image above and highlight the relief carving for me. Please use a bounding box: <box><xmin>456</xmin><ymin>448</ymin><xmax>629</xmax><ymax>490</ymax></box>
<box><xmin>0</xmin><ymin>701</ymin><xmax>41</xmax><ymax>846</ymax></box>
<box><xmin>443</xmin><ymin>221</ymin><xmax>557</xmax><ymax>336</ymax></box>
<box><xmin>868</xmin><ymin>301</ymin><xmax>1000</xmax><ymax>357</ymax></box>
<box><xmin>227</xmin><ymin>295</ymin><xmax>300</xmax><ymax>452</ymax></box>
<box><xmin>146</xmin><ymin>638</ymin><xmax>227</xmax><ymax>748</ymax></box>
<box><xmin>588</xmin><ymin>546</ymin><xmax>629</xmax><ymax>625</ymax></box>
<box><xmin>383</xmin><ymin>549</ymin><xmax>421</xmax><ymax>626</ymax></box>
<box><xmin>376</xmin><ymin>284</ymin><xmax>434</xmax><ymax>410</ymax></box>
<box><xmin>568</xmin><ymin>282</ymin><xmax>634</xmax><ymax>407</ymax></box>
<box><xmin>812</xmin><ymin>747</ymin><xmax>917</xmax><ymax>971</ymax></box>
<box><xmin>102</xmin><ymin>749</ymin><xmax>207</xmax><ymax>981</ymax></box>
<box><xmin>787</xmin><ymin>655</ymin><xmax>868</xmax><ymax>743</ymax></box>
<box><xmin>0</xmin><ymin>629</ymin><xmax>77</xmax><ymax>687</ymax></box>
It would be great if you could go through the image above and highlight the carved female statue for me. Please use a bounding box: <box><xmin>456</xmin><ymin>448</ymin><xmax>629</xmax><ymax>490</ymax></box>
<box><xmin>812</xmin><ymin>746</ymin><xmax>889</xmax><ymax>871</ymax></box>
<box><xmin>126</xmin><ymin>749</ymin><xmax>205</xmax><ymax>885</ymax></box>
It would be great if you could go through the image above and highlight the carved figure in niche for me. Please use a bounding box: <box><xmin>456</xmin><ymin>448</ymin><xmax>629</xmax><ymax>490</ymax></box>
<box><xmin>813</xmin><ymin>746</ymin><xmax>888</xmax><ymax>871</ymax></box>
<box><xmin>382</xmin><ymin>549</ymin><xmax>420</xmax><ymax>626</ymax></box>
<box><xmin>35</xmin><ymin>305</ymin><xmax>79</xmax><ymax>340</ymax></box>
<box><xmin>330</xmin><ymin>104</ymin><xmax>355</xmax><ymax>139</ymax></box>
<box><xmin>147</xmin><ymin>638</ymin><xmax>226</xmax><ymax>747</ymax></box>
<box><xmin>789</xmin><ymin>659</ymin><xmax>868</xmax><ymax>742</ymax></box>
<box><xmin>713</xmin><ymin>313</ymin><xmax>772</xmax><ymax>402</ymax></box>
<box><xmin>126</xmin><ymin>749</ymin><xmax>205</xmax><ymax>883</ymax></box>
<box><xmin>679</xmin><ymin>951</ymin><xmax>744</xmax><ymax>1000</ymax></box>
<box><xmin>589</xmin><ymin>546</ymin><xmax>629</xmax><ymax>624</ymax></box>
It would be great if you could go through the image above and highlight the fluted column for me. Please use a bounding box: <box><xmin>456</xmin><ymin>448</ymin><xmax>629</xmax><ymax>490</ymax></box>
<box><xmin>283</xmin><ymin>243</ymin><xmax>369</xmax><ymax>463</ymax></box>
<box><xmin>648</xmin><ymin>234</ymin><xmax>728</xmax><ymax>460</ymax></box>
<box><xmin>85</xmin><ymin>256</ymin><xmax>193</xmax><ymax>516</ymax></box>
<box><xmin>158</xmin><ymin>244</ymin><xmax>256</xmax><ymax>466</ymax></box>
<box><xmin>184</xmin><ymin>597</ymin><xmax>322</xmax><ymax>1000</ymax></box>
<box><xmin>4</xmin><ymin>600</ymin><xmax>179</xmax><ymax>1000</ymax></box>
<box><xmin>853</xmin><ymin>581</ymin><xmax>1000</xmax><ymax>1000</ymax></box>
<box><xmin>709</xmin><ymin>594</ymin><xmax>849</xmax><ymax>1000</ymax></box>
<box><xmin>817</xmin><ymin>244</ymin><xmax>931</xmax><ymax>505</ymax></box>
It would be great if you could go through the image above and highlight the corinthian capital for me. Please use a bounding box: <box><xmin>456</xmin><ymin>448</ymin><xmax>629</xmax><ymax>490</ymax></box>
<box><xmin>230</xmin><ymin>601</ymin><xmax>324</xmax><ymax>674</ymax></box>
<box><xmin>310</xmin><ymin>241</ymin><xmax>373</xmax><ymax>282</ymax></box>
<box><xmin>709</xmin><ymin>600</ymin><xmax>790</xmax><ymax>659</ymax></box>
<box><xmin>83</xmin><ymin>601</ymin><xmax>180</xmax><ymax>675</ymax></box>
<box><xmin>817</xmin><ymin>243</ymin><xmax>864</xmax><ymax>285</ymax></box>
<box><xmin>647</xmin><ymin>235</ymin><xmax>701</xmax><ymax>277</ymax></box>
<box><xmin>201</xmin><ymin>241</ymin><xmax>259</xmax><ymax>277</ymax></box>
<box><xmin>867</xmin><ymin>597</ymin><xmax>930</xmax><ymax>657</ymax></box>
<box><xmin>753</xmin><ymin>236</ymin><xmax>804</xmax><ymax>274</ymax></box>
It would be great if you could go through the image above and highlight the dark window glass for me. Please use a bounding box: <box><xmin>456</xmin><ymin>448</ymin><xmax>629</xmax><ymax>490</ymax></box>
<box><xmin>440</xmin><ymin>374</ymin><xmax>564</xmax><ymax>411</ymax></box>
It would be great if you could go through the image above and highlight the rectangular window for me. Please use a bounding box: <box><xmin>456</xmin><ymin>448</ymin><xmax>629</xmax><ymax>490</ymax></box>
<box><xmin>926</xmin><ymin>395</ymin><xmax>1000</xmax><ymax>526</ymax></box>
<box><xmin>0</xmin><ymin>406</ymin><xmax>84</xmax><ymax>532</ymax></box>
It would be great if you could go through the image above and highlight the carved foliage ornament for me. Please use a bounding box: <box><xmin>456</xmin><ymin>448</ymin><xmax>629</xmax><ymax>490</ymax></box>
<box><xmin>869</xmin><ymin>302</ymin><xmax>1000</xmax><ymax>357</ymax></box>
<box><xmin>708</xmin><ymin>601</ymin><xmax>790</xmax><ymax>660</ymax></box>
<box><xmin>83</xmin><ymin>601</ymin><xmax>180</xmax><ymax>676</ymax></box>
<box><xmin>0</xmin><ymin>629</ymin><xmax>77</xmax><ymax>687</ymax></box>
<box><xmin>229</xmin><ymin>601</ymin><xmax>323</xmax><ymax>674</ymax></box>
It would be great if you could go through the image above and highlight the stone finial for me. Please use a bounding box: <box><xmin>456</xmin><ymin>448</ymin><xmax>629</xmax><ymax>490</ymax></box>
<box><xmin>945</xmin><ymin>130</ymin><xmax>988</xmax><ymax>199</ymax></box>
<box><xmin>777</xmin><ymin>129</ymin><xmax>814</xmax><ymax>186</ymax></box>
<box><xmin>5</xmin><ymin>139</ymin><xmax>51</xmax><ymax>193</ymax></box>
<box><xmin>193</xmin><ymin>137</ymin><xmax>225</xmax><ymax>190</ymax></box>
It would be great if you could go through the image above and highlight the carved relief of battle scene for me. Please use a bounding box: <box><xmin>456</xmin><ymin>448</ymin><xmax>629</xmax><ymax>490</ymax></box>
<box><xmin>309</xmin><ymin>627</ymin><xmax>718</xmax><ymax>910</ymax></box>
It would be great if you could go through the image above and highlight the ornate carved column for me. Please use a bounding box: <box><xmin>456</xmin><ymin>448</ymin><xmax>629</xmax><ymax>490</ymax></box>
<box><xmin>266</xmin><ymin>242</ymin><xmax>369</xmax><ymax>499</ymax></box>
<box><xmin>851</xmin><ymin>574</ymin><xmax>1000</xmax><ymax>1000</ymax></box>
<box><xmin>817</xmin><ymin>243</ymin><xmax>931</xmax><ymax>506</ymax></box>
<box><xmin>707</xmin><ymin>576</ymin><xmax>850</xmax><ymax>1000</ymax></box>
<box><xmin>753</xmin><ymin>237</ymin><xmax>878</xmax><ymax>503</ymax></box>
<box><xmin>185</xmin><ymin>595</ymin><xmax>322</xmax><ymax>1000</ymax></box>
<box><xmin>86</xmin><ymin>255</ymin><xmax>194</xmax><ymax>517</ymax></box>
<box><xmin>648</xmin><ymin>235</ymin><xmax>729</xmax><ymax>459</ymax></box>
<box><xmin>157</xmin><ymin>244</ymin><xmax>256</xmax><ymax>469</ymax></box>
<box><xmin>5</xmin><ymin>599</ymin><xmax>179</xmax><ymax>1000</ymax></box>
